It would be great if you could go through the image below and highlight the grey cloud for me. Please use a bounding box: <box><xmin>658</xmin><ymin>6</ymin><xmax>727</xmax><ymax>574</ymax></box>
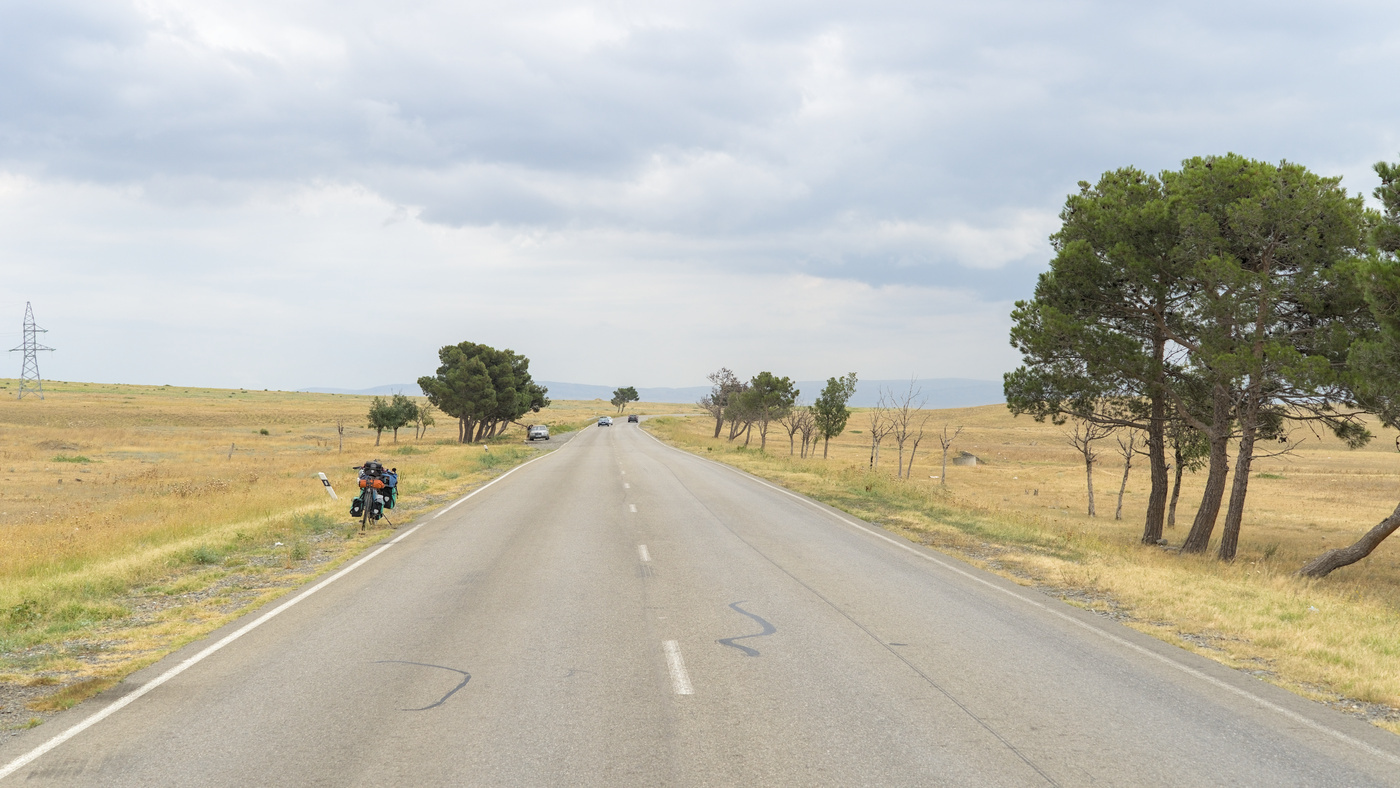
<box><xmin>3</xmin><ymin>0</ymin><xmax>1398</xmax><ymax>303</ymax></box>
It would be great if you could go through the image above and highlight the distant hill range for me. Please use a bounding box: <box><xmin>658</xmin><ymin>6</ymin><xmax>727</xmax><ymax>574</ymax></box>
<box><xmin>537</xmin><ymin>379</ymin><xmax>1005</xmax><ymax>409</ymax></box>
<box><xmin>302</xmin><ymin>379</ymin><xmax>1004</xmax><ymax>409</ymax></box>
<box><xmin>300</xmin><ymin>384</ymin><xmax>426</xmax><ymax>397</ymax></box>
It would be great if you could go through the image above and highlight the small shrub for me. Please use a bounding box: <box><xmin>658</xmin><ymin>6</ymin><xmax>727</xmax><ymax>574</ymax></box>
<box><xmin>8</xmin><ymin>600</ymin><xmax>42</xmax><ymax>628</ymax></box>
<box><xmin>51</xmin><ymin>455</ymin><xmax>92</xmax><ymax>463</ymax></box>
<box><xmin>394</xmin><ymin>446</ymin><xmax>429</xmax><ymax>455</ymax></box>
<box><xmin>286</xmin><ymin>538</ymin><xmax>309</xmax><ymax>563</ymax></box>
<box><xmin>190</xmin><ymin>546</ymin><xmax>221</xmax><ymax>565</ymax></box>
<box><xmin>258</xmin><ymin>429</ymin><xmax>270</xmax><ymax>436</ymax></box>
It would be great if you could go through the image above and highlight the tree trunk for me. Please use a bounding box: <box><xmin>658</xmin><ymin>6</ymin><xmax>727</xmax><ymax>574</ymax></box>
<box><xmin>1218</xmin><ymin>398</ymin><xmax>1260</xmax><ymax>561</ymax></box>
<box><xmin>907</xmin><ymin>439</ymin><xmax>922</xmax><ymax>479</ymax></box>
<box><xmin>1085</xmin><ymin>455</ymin><xmax>1097</xmax><ymax>516</ymax></box>
<box><xmin>392</xmin><ymin>427</ymin><xmax>399</xmax><ymax>444</ymax></box>
<box><xmin>940</xmin><ymin>447</ymin><xmax>949</xmax><ymax>487</ymax></box>
<box><xmin>1142</xmin><ymin>383</ymin><xmax>1168</xmax><ymax>543</ymax></box>
<box><xmin>1167</xmin><ymin>450</ymin><xmax>1184</xmax><ymax>528</ymax></box>
<box><xmin>1298</xmin><ymin>502</ymin><xmax>1400</xmax><ymax>578</ymax></box>
<box><xmin>1181</xmin><ymin>387</ymin><xmax>1232</xmax><ymax>554</ymax></box>
<box><xmin>375</xmin><ymin>429</ymin><xmax>382</xmax><ymax>446</ymax></box>
<box><xmin>823</xmin><ymin>437</ymin><xmax>830</xmax><ymax>459</ymax></box>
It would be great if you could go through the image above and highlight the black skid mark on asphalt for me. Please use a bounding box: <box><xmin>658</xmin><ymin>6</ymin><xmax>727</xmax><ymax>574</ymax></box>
<box><xmin>375</xmin><ymin>661</ymin><xmax>471</xmax><ymax>710</ymax></box>
<box><xmin>717</xmin><ymin>601</ymin><xmax>776</xmax><ymax>657</ymax></box>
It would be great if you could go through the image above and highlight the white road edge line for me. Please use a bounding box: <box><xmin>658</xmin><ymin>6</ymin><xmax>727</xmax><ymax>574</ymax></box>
<box><xmin>636</xmin><ymin>427</ymin><xmax>1400</xmax><ymax>767</ymax></box>
<box><xmin>629</xmin><ymin>504</ymin><xmax>637</xmax><ymax>513</ymax></box>
<box><xmin>0</xmin><ymin>442</ymin><xmax>568</xmax><ymax>782</ymax></box>
<box><xmin>638</xmin><ymin>544</ymin><xmax>651</xmax><ymax>562</ymax></box>
<box><xmin>663</xmin><ymin>640</ymin><xmax>694</xmax><ymax>695</ymax></box>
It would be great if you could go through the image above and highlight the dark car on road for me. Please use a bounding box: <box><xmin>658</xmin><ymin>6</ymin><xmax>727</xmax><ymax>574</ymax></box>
<box><xmin>627</xmin><ymin>414</ymin><xmax>639</xmax><ymax>423</ymax></box>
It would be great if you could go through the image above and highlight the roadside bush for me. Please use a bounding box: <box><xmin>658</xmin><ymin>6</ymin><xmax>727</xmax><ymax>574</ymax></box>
<box><xmin>189</xmin><ymin>546</ymin><xmax>222</xmax><ymax>565</ymax></box>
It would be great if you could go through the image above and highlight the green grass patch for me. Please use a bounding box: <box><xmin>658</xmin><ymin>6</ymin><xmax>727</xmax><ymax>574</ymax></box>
<box><xmin>51</xmin><ymin>455</ymin><xmax>92</xmax><ymax>463</ymax></box>
<box><xmin>295</xmin><ymin>511</ymin><xmax>337</xmax><ymax>534</ymax></box>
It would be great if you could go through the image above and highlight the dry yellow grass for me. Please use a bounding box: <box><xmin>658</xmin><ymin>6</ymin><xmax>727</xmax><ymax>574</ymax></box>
<box><xmin>649</xmin><ymin>405</ymin><xmax>1400</xmax><ymax>733</ymax></box>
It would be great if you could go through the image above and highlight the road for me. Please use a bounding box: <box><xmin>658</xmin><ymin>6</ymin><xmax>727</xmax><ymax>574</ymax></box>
<box><xmin>5</xmin><ymin>421</ymin><xmax>1400</xmax><ymax>786</ymax></box>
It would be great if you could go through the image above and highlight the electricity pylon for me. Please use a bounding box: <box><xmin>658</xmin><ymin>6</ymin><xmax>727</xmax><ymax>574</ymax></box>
<box><xmin>10</xmin><ymin>302</ymin><xmax>54</xmax><ymax>400</ymax></box>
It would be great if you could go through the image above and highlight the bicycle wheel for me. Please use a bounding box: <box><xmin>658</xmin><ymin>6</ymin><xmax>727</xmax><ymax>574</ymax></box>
<box><xmin>360</xmin><ymin>491</ymin><xmax>370</xmax><ymax>530</ymax></box>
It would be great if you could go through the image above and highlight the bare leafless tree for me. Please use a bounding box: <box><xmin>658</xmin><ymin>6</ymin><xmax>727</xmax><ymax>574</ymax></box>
<box><xmin>1066</xmin><ymin>418</ymin><xmax>1116</xmax><ymax>516</ymax></box>
<box><xmin>889</xmin><ymin>380</ymin><xmax>930</xmax><ymax>479</ymax></box>
<box><xmin>796</xmin><ymin>408</ymin><xmax>818</xmax><ymax>457</ymax></box>
<box><xmin>779</xmin><ymin>403</ymin><xmax>812</xmax><ymax>456</ymax></box>
<box><xmin>1115</xmin><ymin>431</ymin><xmax>1140</xmax><ymax>521</ymax></box>
<box><xmin>937</xmin><ymin>424</ymin><xmax>964</xmax><ymax>486</ymax></box>
<box><xmin>906</xmin><ymin>422</ymin><xmax>930</xmax><ymax>477</ymax></box>
<box><xmin>866</xmin><ymin>392</ymin><xmax>895</xmax><ymax>469</ymax></box>
<box><xmin>336</xmin><ymin>419</ymin><xmax>345</xmax><ymax>453</ymax></box>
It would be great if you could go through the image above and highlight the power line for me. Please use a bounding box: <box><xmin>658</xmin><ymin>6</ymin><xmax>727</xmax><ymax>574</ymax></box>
<box><xmin>10</xmin><ymin>302</ymin><xmax>55</xmax><ymax>400</ymax></box>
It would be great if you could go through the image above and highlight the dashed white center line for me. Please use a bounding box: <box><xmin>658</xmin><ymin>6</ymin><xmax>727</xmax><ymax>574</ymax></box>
<box><xmin>624</xmin><ymin>483</ymin><xmax>630</xmax><ymax>489</ymax></box>
<box><xmin>638</xmin><ymin>544</ymin><xmax>651</xmax><ymax>562</ymax></box>
<box><xmin>629</xmin><ymin>504</ymin><xmax>637</xmax><ymax>513</ymax></box>
<box><xmin>663</xmin><ymin>641</ymin><xmax>694</xmax><ymax>695</ymax></box>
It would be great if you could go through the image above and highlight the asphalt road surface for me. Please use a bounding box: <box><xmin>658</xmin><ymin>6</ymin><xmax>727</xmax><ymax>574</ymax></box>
<box><xmin>5</xmin><ymin>422</ymin><xmax>1400</xmax><ymax>786</ymax></box>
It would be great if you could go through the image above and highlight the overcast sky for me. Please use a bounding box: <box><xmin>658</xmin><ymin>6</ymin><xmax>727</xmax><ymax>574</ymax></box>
<box><xmin>2</xmin><ymin>0</ymin><xmax>1397</xmax><ymax>391</ymax></box>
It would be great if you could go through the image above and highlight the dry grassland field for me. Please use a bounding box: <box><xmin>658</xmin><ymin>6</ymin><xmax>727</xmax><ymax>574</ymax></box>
<box><xmin>5</xmin><ymin>380</ymin><xmax>1399</xmax><ymax>740</ymax></box>
<box><xmin>0</xmin><ymin>380</ymin><xmax>692</xmax><ymax>731</ymax></box>
<box><xmin>646</xmin><ymin>405</ymin><xmax>1400</xmax><ymax>735</ymax></box>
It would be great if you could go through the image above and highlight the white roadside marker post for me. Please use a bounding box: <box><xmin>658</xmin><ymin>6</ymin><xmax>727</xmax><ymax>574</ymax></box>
<box><xmin>318</xmin><ymin>472</ymin><xmax>338</xmax><ymax>500</ymax></box>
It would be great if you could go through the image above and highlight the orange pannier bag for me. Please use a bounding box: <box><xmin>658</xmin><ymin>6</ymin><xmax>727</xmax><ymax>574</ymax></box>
<box><xmin>358</xmin><ymin>479</ymin><xmax>369</xmax><ymax>488</ymax></box>
<box><xmin>371</xmin><ymin>479</ymin><xmax>385</xmax><ymax>489</ymax></box>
